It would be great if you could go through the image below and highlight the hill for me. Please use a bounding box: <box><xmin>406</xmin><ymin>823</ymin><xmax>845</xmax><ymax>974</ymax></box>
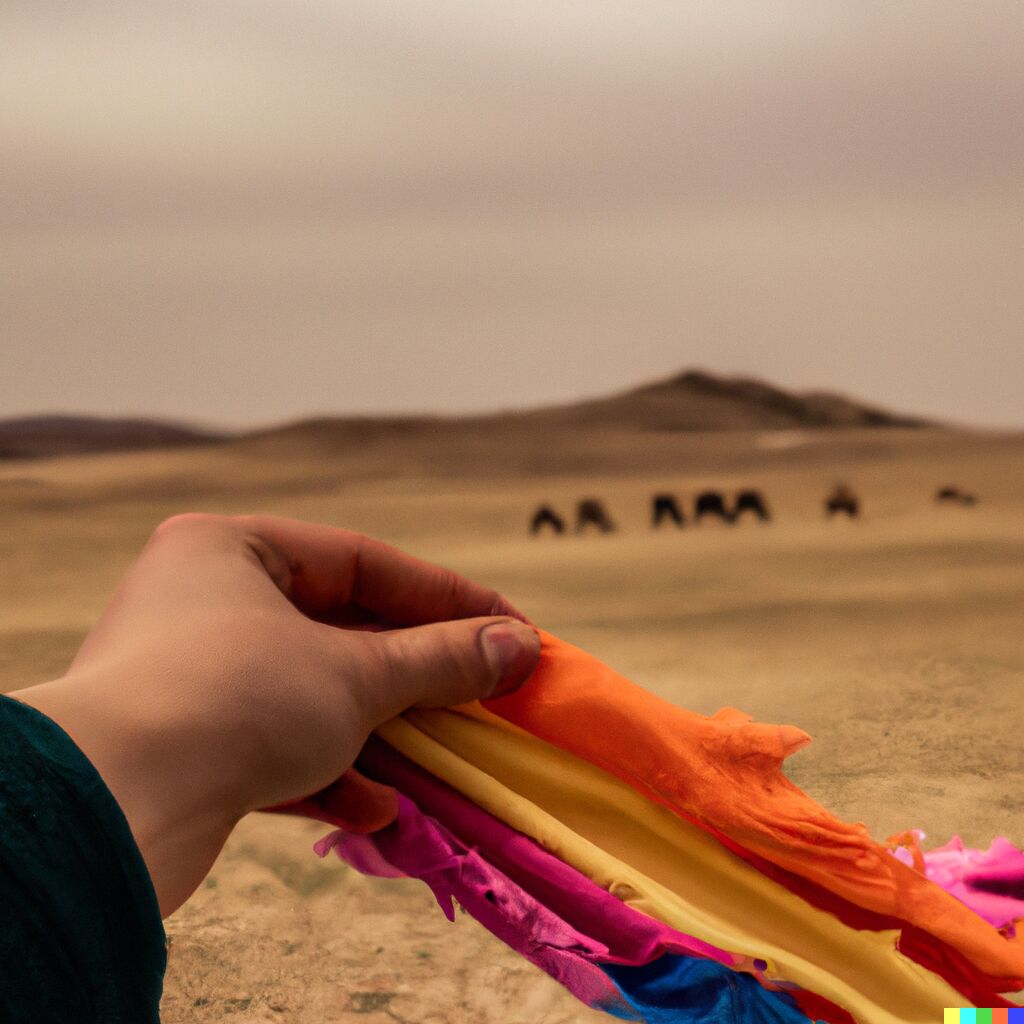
<box><xmin>0</xmin><ymin>415</ymin><xmax>229</xmax><ymax>460</ymax></box>
<box><xmin>515</xmin><ymin>370</ymin><xmax>931</xmax><ymax>431</ymax></box>
<box><xmin>246</xmin><ymin>369</ymin><xmax>932</xmax><ymax>441</ymax></box>
<box><xmin>0</xmin><ymin>371</ymin><xmax>932</xmax><ymax>461</ymax></box>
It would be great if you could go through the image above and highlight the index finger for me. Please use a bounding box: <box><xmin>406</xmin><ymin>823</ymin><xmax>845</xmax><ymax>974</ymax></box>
<box><xmin>237</xmin><ymin>514</ymin><xmax>529</xmax><ymax>627</ymax></box>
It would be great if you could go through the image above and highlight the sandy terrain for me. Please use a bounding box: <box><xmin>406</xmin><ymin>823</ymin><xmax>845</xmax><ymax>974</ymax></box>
<box><xmin>1</xmin><ymin>425</ymin><xmax>1022</xmax><ymax>1021</ymax></box>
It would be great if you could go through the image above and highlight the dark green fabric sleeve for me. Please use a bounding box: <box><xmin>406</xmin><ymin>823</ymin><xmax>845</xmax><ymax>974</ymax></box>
<box><xmin>0</xmin><ymin>693</ymin><xmax>167</xmax><ymax>1022</ymax></box>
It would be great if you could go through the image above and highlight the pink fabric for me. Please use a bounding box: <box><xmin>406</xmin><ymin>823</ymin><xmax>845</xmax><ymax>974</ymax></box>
<box><xmin>922</xmin><ymin>836</ymin><xmax>1024</xmax><ymax>930</ymax></box>
<box><xmin>356</xmin><ymin>736</ymin><xmax>741</xmax><ymax>970</ymax></box>
<box><xmin>316</xmin><ymin>793</ymin><xmax>628</xmax><ymax>1011</ymax></box>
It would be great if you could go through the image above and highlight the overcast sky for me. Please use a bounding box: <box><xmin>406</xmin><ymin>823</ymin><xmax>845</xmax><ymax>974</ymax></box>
<box><xmin>2</xmin><ymin>1</ymin><xmax>1022</xmax><ymax>429</ymax></box>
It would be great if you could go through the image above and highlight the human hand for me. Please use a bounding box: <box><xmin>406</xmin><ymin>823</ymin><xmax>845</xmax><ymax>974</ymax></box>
<box><xmin>10</xmin><ymin>513</ymin><xmax>539</xmax><ymax>916</ymax></box>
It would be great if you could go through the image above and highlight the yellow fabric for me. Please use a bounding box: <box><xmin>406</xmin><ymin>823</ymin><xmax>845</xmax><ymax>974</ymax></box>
<box><xmin>376</xmin><ymin>708</ymin><xmax>967</xmax><ymax>1024</ymax></box>
<box><xmin>483</xmin><ymin>634</ymin><xmax>1023</xmax><ymax>984</ymax></box>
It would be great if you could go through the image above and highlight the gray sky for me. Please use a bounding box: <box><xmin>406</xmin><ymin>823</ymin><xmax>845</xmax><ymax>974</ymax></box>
<box><xmin>2</xmin><ymin>1</ymin><xmax>1022</xmax><ymax>429</ymax></box>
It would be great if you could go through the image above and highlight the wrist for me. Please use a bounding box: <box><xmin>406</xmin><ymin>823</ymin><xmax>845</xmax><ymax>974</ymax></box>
<box><xmin>8</xmin><ymin>673</ymin><xmax>240</xmax><ymax>917</ymax></box>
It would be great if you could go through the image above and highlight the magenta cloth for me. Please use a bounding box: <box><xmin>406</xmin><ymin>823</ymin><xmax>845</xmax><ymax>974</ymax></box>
<box><xmin>316</xmin><ymin>793</ymin><xmax>631</xmax><ymax>1011</ymax></box>
<box><xmin>356</xmin><ymin>736</ymin><xmax>741</xmax><ymax>970</ymax></box>
<box><xmin>921</xmin><ymin>836</ymin><xmax>1024</xmax><ymax>929</ymax></box>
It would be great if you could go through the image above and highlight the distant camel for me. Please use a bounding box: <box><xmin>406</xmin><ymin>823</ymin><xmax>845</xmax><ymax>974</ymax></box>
<box><xmin>651</xmin><ymin>493</ymin><xmax>685</xmax><ymax>529</ymax></box>
<box><xmin>529</xmin><ymin>505</ymin><xmax>565</xmax><ymax>535</ymax></box>
<box><xmin>935</xmin><ymin>486</ymin><xmax>977</xmax><ymax>507</ymax></box>
<box><xmin>575</xmin><ymin>498</ymin><xmax>616</xmax><ymax>534</ymax></box>
<box><xmin>733</xmin><ymin>489</ymin><xmax>771</xmax><ymax>523</ymax></box>
<box><xmin>825</xmin><ymin>484</ymin><xmax>859</xmax><ymax>519</ymax></box>
<box><xmin>694</xmin><ymin>491</ymin><xmax>732</xmax><ymax>524</ymax></box>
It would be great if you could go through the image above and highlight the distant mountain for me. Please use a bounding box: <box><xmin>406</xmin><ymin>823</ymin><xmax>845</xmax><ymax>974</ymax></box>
<box><xmin>0</xmin><ymin>372</ymin><xmax>933</xmax><ymax>461</ymax></box>
<box><xmin>0</xmin><ymin>415</ymin><xmax>230</xmax><ymax>460</ymax></box>
<box><xmin>514</xmin><ymin>370</ymin><xmax>932</xmax><ymax>432</ymax></box>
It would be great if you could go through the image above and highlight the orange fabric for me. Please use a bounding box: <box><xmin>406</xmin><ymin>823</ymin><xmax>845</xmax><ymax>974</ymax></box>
<box><xmin>482</xmin><ymin>632</ymin><xmax>1024</xmax><ymax>984</ymax></box>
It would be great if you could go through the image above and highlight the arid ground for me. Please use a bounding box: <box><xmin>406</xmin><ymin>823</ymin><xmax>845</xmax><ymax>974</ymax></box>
<box><xmin>2</xmin><ymin>425</ymin><xmax>1022</xmax><ymax>1022</ymax></box>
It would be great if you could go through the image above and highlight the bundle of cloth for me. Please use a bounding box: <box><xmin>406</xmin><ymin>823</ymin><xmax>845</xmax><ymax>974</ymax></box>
<box><xmin>272</xmin><ymin>632</ymin><xmax>1024</xmax><ymax>1023</ymax></box>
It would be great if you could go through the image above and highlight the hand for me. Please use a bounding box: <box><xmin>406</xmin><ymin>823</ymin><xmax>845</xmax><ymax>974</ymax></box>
<box><xmin>9</xmin><ymin>513</ymin><xmax>540</xmax><ymax>916</ymax></box>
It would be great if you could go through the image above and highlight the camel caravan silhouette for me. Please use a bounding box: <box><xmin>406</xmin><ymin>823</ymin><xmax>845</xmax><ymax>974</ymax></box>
<box><xmin>574</xmin><ymin>499</ymin><xmax>617</xmax><ymax>534</ymax></box>
<box><xmin>529</xmin><ymin>499</ymin><xmax>616</xmax><ymax>536</ymax></box>
<box><xmin>529</xmin><ymin>505</ymin><xmax>566</xmax><ymax>535</ymax></box>
<box><xmin>733</xmin><ymin>489</ymin><xmax>771</xmax><ymax>522</ymax></box>
<box><xmin>691</xmin><ymin>489</ymin><xmax>772</xmax><ymax>525</ymax></box>
<box><xmin>651</xmin><ymin>493</ymin><xmax>685</xmax><ymax>528</ymax></box>
<box><xmin>532</xmin><ymin>490</ymin><xmax>773</xmax><ymax>534</ymax></box>
<box><xmin>935</xmin><ymin>485</ymin><xmax>977</xmax><ymax>507</ymax></box>
<box><xmin>530</xmin><ymin>484</ymin><xmax>976</xmax><ymax>535</ymax></box>
<box><xmin>824</xmin><ymin>484</ymin><xmax>860</xmax><ymax>519</ymax></box>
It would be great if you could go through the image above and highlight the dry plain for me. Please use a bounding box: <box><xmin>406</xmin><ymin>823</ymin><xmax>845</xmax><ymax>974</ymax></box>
<box><xmin>1</xmin><ymin>424</ymin><xmax>1022</xmax><ymax>1022</ymax></box>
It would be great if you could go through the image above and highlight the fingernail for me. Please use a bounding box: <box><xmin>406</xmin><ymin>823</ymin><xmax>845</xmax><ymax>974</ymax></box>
<box><xmin>479</xmin><ymin>621</ymin><xmax>540</xmax><ymax>698</ymax></box>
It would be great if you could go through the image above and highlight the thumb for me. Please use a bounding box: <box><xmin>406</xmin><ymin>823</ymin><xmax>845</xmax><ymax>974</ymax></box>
<box><xmin>366</xmin><ymin>617</ymin><xmax>540</xmax><ymax>721</ymax></box>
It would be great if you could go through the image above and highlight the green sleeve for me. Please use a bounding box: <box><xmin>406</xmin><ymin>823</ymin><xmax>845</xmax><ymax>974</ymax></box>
<box><xmin>0</xmin><ymin>694</ymin><xmax>167</xmax><ymax>1022</ymax></box>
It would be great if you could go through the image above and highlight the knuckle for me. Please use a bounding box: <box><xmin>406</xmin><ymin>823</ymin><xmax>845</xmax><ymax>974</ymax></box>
<box><xmin>334</xmin><ymin>629</ymin><xmax>401</xmax><ymax>719</ymax></box>
<box><xmin>378</xmin><ymin>628</ymin><xmax>414</xmax><ymax>673</ymax></box>
<box><xmin>148</xmin><ymin>513</ymin><xmax>244</xmax><ymax>559</ymax></box>
<box><xmin>241</xmin><ymin>532</ymin><xmax>294</xmax><ymax>596</ymax></box>
<box><xmin>153</xmin><ymin>511</ymin><xmax>228</xmax><ymax>538</ymax></box>
<box><xmin>436</xmin><ymin>569</ymin><xmax>465</xmax><ymax>613</ymax></box>
<box><xmin>425</xmin><ymin>626</ymin><xmax>476</xmax><ymax>686</ymax></box>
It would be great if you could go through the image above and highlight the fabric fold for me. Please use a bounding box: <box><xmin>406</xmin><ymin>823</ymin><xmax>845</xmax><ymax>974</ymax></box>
<box><xmin>355</xmin><ymin>735</ymin><xmax>856</xmax><ymax>1024</ymax></box>
<box><xmin>281</xmin><ymin>631</ymin><xmax>1024</xmax><ymax>1021</ymax></box>
<box><xmin>317</xmin><ymin>792</ymin><xmax>818</xmax><ymax>1023</ymax></box>
<box><xmin>480</xmin><ymin>632</ymin><xmax>1024</xmax><ymax>984</ymax></box>
<box><xmin>375</xmin><ymin>711</ymin><xmax>970</xmax><ymax>1023</ymax></box>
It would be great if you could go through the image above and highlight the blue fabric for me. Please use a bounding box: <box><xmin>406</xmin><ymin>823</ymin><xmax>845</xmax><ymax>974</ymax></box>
<box><xmin>601</xmin><ymin>956</ymin><xmax>818</xmax><ymax>1024</ymax></box>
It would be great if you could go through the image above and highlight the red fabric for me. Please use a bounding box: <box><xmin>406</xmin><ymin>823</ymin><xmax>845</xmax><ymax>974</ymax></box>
<box><xmin>265</xmin><ymin>767</ymin><xmax>399</xmax><ymax>834</ymax></box>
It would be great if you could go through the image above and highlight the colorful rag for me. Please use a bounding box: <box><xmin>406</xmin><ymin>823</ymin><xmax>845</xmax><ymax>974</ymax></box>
<box><xmin>912</xmin><ymin>835</ymin><xmax>1024</xmax><ymax>930</ymax></box>
<box><xmin>316</xmin><ymin>791</ymin><xmax>817</xmax><ymax>1023</ymax></box>
<box><xmin>273</xmin><ymin>631</ymin><xmax>1024</xmax><ymax>1023</ymax></box>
